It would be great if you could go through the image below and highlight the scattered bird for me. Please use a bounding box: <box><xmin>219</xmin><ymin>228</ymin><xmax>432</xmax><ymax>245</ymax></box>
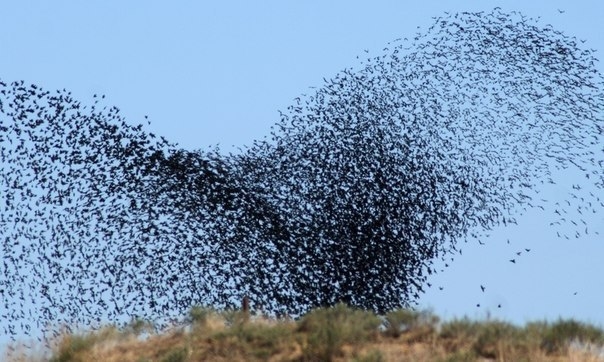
<box><xmin>480</xmin><ymin>285</ymin><xmax>486</xmax><ymax>292</ymax></box>
<box><xmin>510</xmin><ymin>259</ymin><xmax>517</xmax><ymax>264</ymax></box>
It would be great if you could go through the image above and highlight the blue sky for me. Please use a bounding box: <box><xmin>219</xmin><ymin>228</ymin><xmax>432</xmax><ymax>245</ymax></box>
<box><xmin>1</xmin><ymin>0</ymin><xmax>603</xmax><ymax>348</ymax></box>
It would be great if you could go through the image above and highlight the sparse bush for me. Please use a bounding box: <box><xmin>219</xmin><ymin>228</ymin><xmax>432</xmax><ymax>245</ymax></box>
<box><xmin>383</xmin><ymin>309</ymin><xmax>438</xmax><ymax>342</ymax></box>
<box><xmin>222</xmin><ymin>309</ymin><xmax>252</xmax><ymax>328</ymax></box>
<box><xmin>49</xmin><ymin>326</ymin><xmax>118</xmax><ymax>362</ymax></box>
<box><xmin>49</xmin><ymin>334</ymin><xmax>93</xmax><ymax>362</ymax></box>
<box><xmin>124</xmin><ymin>317</ymin><xmax>155</xmax><ymax>336</ymax></box>
<box><xmin>472</xmin><ymin>320</ymin><xmax>522</xmax><ymax>359</ymax></box>
<box><xmin>439</xmin><ymin>318</ymin><xmax>480</xmax><ymax>353</ymax></box>
<box><xmin>524</xmin><ymin>320</ymin><xmax>551</xmax><ymax>352</ymax></box>
<box><xmin>353</xmin><ymin>349</ymin><xmax>385</xmax><ymax>362</ymax></box>
<box><xmin>160</xmin><ymin>347</ymin><xmax>187</xmax><ymax>362</ymax></box>
<box><xmin>188</xmin><ymin>306</ymin><xmax>216</xmax><ymax>327</ymax></box>
<box><xmin>298</xmin><ymin>303</ymin><xmax>381</xmax><ymax>361</ymax></box>
<box><xmin>383</xmin><ymin>309</ymin><xmax>420</xmax><ymax>338</ymax></box>
<box><xmin>438</xmin><ymin>350</ymin><xmax>477</xmax><ymax>362</ymax></box>
<box><xmin>202</xmin><ymin>315</ymin><xmax>295</xmax><ymax>360</ymax></box>
<box><xmin>236</xmin><ymin>323</ymin><xmax>294</xmax><ymax>359</ymax></box>
<box><xmin>540</xmin><ymin>318</ymin><xmax>604</xmax><ymax>355</ymax></box>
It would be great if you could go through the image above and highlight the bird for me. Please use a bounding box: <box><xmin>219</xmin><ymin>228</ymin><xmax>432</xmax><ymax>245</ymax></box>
<box><xmin>480</xmin><ymin>285</ymin><xmax>486</xmax><ymax>292</ymax></box>
<box><xmin>509</xmin><ymin>259</ymin><xmax>516</xmax><ymax>264</ymax></box>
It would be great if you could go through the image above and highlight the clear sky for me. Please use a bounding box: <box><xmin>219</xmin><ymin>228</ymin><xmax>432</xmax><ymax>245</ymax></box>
<box><xmin>1</xmin><ymin>0</ymin><xmax>603</xmax><ymax>348</ymax></box>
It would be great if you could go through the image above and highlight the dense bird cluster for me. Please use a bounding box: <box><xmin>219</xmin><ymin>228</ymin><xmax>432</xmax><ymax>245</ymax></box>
<box><xmin>1</xmin><ymin>9</ymin><xmax>603</xmax><ymax>341</ymax></box>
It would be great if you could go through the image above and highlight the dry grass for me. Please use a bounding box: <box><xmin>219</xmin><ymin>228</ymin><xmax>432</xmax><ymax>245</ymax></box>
<box><xmin>5</xmin><ymin>304</ymin><xmax>604</xmax><ymax>362</ymax></box>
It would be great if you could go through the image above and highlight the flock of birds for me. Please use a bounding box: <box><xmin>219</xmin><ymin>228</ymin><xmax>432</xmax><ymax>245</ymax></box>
<box><xmin>1</xmin><ymin>9</ymin><xmax>603</xmax><ymax>343</ymax></box>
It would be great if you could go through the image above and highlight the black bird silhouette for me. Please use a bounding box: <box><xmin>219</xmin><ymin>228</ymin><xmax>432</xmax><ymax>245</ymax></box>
<box><xmin>1</xmin><ymin>9</ymin><xmax>603</xmax><ymax>343</ymax></box>
<box><xmin>480</xmin><ymin>285</ymin><xmax>486</xmax><ymax>292</ymax></box>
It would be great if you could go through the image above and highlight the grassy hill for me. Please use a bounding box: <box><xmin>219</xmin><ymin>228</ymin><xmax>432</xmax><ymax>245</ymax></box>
<box><xmin>6</xmin><ymin>304</ymin><xmax>604</xmax><ymax>361</ymax></box>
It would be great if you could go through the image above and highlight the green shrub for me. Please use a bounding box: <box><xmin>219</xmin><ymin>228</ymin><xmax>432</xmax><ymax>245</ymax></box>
<box><xmin>472</xmin><ymin>320</ymin><xmax>521</xmax><ymax>359</ymax></box>
<box><xmin>49</xmin><ymin>327</ymin><xmax>118</xmax><ymax>362</ymax></box>
<box><xmin>49</xmin><ymin>334</ymin><xmax>93</xmax><ymax>362</ymax></box>
<box><xmin>298</xmin><ymin>303</ymin><xmax>381</xmax><ymax>361</ymax></box>
<box><xmin>439</xmin><ymin>317</ymin><xmax>480</xmax><ymax>352</ymax></box>
<box><xmin>222</xmin><ymin>309</ymin><xmax>250</xmax><ymax>328</ymax></box>
<box><xmin>383</xmin><ymin>309</ymin><xmax>419</xmax><ymax>338</ymax></box>
<box><xmin>188</xmin><ymin>306</ymin><xmax>216</xmax><ymax>327</ymax></box>
<box><xmin>123</xmin><ymin>317</ymin><xmax>155</xmax><ymax>336</ymax></box>
<box><xmin>438</xmin><ymin>349</ymin><xmax>477</xmax><ymax>362</ymax></box>
<box><xmin>205</xmin><ymin>317</ymin><xmax>294</xmax><ymax>360</ymax></box>
<box><xmin>160</xmin><ymin>347</ymin><xmax>188</xmax><ymax>362</ymax></box>
<box><xmin>383</xmin><ymin>308</ymin><xmax>438</xmax><ymax>340</ymax></box>
<box><xmin>540</xmin><ymin>318</ymin><xmax>604</xmax><ymax>354</ymax></box>
<box><xmin>353</xmin><ymin>349</ymin><xmax>385</xmax><ymax>362</ymax></box>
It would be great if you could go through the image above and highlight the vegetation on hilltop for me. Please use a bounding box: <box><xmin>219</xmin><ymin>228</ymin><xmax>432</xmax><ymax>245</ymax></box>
<box><xmin>6</xmin><ymin>304</ymin><xmax>604</xmax><ymax>362</ymax></box>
